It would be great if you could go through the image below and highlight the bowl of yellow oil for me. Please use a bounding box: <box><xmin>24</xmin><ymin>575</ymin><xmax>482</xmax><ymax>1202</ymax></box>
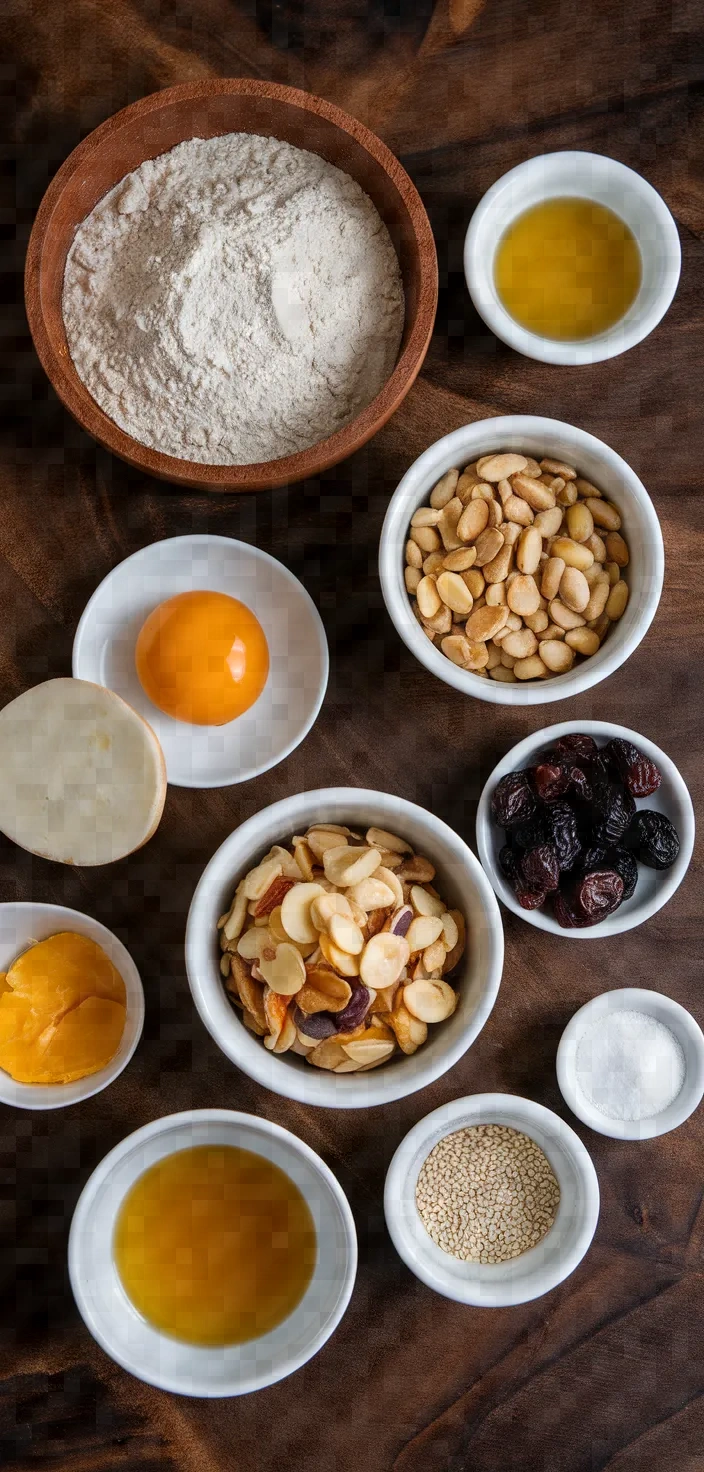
<box><xmin>68</xmin><ymin>1109</ymin><xmax>357</xmax><ymax>1396</ymax></box>
<box><xmin>464</xmin><ymin>152</ymin><xmax>681</xmax><ymax>364</ymax></box>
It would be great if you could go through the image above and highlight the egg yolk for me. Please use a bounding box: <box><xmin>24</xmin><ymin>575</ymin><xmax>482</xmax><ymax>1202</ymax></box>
<box><xmin>135</xmin><ymin>591</ymin><xmax>269</xmax><ymax>726</ymax></box>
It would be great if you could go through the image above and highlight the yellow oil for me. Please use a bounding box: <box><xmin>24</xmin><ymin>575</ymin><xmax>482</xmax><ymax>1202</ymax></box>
<box><xmin>113</xmin><ymin>1145</ymin><xmax>317</xmax><ymax>1347</ymax></box>
<box><xmin>494</xmin><ymin>197</ymin><xmax>641</xmax><ymax>341</ymax></box>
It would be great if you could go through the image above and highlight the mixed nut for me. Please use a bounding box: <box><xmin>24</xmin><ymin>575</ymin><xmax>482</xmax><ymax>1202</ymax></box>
<box><xmin>217</xmin><ymin>824</ymin><xmax>466</xmax><ymax>1072</ymax></box>
<box><xmin>491</xmin><ymin>733</ymin><xmax>680</xmax><ymax>927</ymax></box>
<box><xmin>404</xmin><ymin>451</ymin><xmax>630</xmax><ymax>681</ymax></box>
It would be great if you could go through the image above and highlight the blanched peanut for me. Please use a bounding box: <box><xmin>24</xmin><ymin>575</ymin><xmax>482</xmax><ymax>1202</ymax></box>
<box><xmin>582</xmin><ymin>577</ymin><xmax>610</xmax><ymax>621</ymax></box>
<box><xmin>421</xmin><ymin>602</ymin><xmax>451</xmax><ymax>634</ymax></box>
<box><xmin>513</xmin><ymin>655</ymin><xmax>548</xmax><ymax>680</ymax></box>
<box><xmin>430</xmin><ymin>468</ymin><xmax>460</xmax><ymax>508</ymax></box>
<box><xmin>550</xmin><ymin>536</ymin><xmax>594</xmax><ymax>572</ymax></box>
<box><xmin>541</xmin><ymin>556</ymin><xmax>566</xmax><ymax>600</ymax></box>
<box><xmin>516</xmin><ymin>526</ymin><xmax>542</xmax><ymax>575</ymax></box>
<box><xmin>566</xmin><ymin>626</ymin><xmax>601</xmax><ymax>655</ymax></box>
<box><xmin>457</xmin><ymin>498</ymin><xmax>489</xmax><ymax>542</ymax></box>
<box><xmin>605</xmin><ymin>531</ymin><xmax>629</xmax><ymax>566</ymax></box>
<box><xmin>534</xmin><ymin>506</ymin><xmax>563</xmax><ymax>538</ymax></box>
<box><xmin>487</xmin><ymin>498</ymin><xmax>503</xmax><ymax>528</ymax></box>
<box><xmin>423</xmin><ymin>551</ymin><xmax>444</xmax><ymax>575</ymax></box>
<box><xmin>503</xmin><ymin>495</ymin><xmax>534</xmax><ymax>526</ymax></box>
<box><xmin>476</xmin><ymin>452</ymin><xmax>527</xmax><ymax>481</ymax></box>
<box><xmin>524</xmin><ymin>608</ymin><xmax>549</xmax><ymax>634</ymax></box>
<box><xmin>502</xmin><ymin>627</ymin><xmax>538</xmax><ymax>659</ymax></box>
<box><xmin>496</xmin><ymin>478</ymin><xmax>513</xmax><ymax>506</ymax></box>
<box><xmin>463</xmin><ymin>568</ymin><xmax>485</xmax><ymax>598</ymax></box>
<box><xmin>590</xmin><ymin>612</ymin><xmax>611</xmax><ymax>640</ymax></box>
<box><xmin>566</xmin><ymin>502</ymin><xmax>594</xmax><ymax>543</ymax></box>
<box><xmin>483</xmin><ymin>542</ymin><xmax>514</xmax><ymax>583</ymax></box>
<box><xmin>436</xmin><ymin>571</ymin><xmax>474</xmax><ymax>615</ymax></box>
<box><xmin>438</xmin><ymin>497</ymin><xmax>464</xmax><ymax>550</ymax></box>
<box><xmin>542</xmin><ymin>623</ymin><xmax>565</xmax><ymax>640</ymax></box>
<box><xmin>486</xmin><ymin>643</ymin><xmax>502</xmax><ymax>668</ymax></box>
<box><xmin>606</xmin><ymin>579</ymin><xmax>629</xmax><ymax>619</ymax></box>
<box><xmin>405</xmin><ymin>566</ymin><xmax>421</xmax><ymax>594</ymax></box>
<box><xmin>411</xmin><ymin>506</ymin><xmax>443</xmax><ymax>527</ymax></box>
<box><xmin>473</xmin><ymin>527</ymin><xmax>505</xmax><ymax>566</ymax></box>
<box><xmin>489</xmin><ymin>665</ymin><xmax>517</xmax><ymax>682</ymax></box>
<box><xmin>540</xmin><ymin>457</ymin><xmax>576</xmax><ymax>479</ymax></box>
<box><xmin>470</xmin><ymin>483</ymin><xmax>495</xmax><ymax>502</ymax></box>
<box><xmin>605</xmin><ymin>560</ymin><xmax>621</xmax><ymax>585</ymax></box>
<box><xmin>522</xmin><ymin>457</ymin><xmax>542</xmax><ymax>477</ymax></box>
<box><xmin>575</xmin><ymin>477</ymin><xmax>602</xmax><ymax>499</ymax></box>
<box><xmin>549</xmin><ymin>599</ymin><xmax>586</xmax><ymax>630</ymax></box>
<box><xmin>586</xmin><ymin>497</ymin><xmax>621</xmax><ymax>530</ymax></box>
<box><xmin>559</xmin><ymin>565</ymin><xmax>590</xmax><ymax>613</ymax></box>
<box><xmin>485</xmin><ymin>581</ymin><xmax>507</xmax><ymax>606</ymax></box>
<box><xmin>406</xmin><ymin>539</ymin><xmax>422</xmax><ymax>568</ymax></box>
<box><xmin>501</xmin><ymin>650</ymin><xmax>515</xmax><ymax>668</ymax></box>
<box><xmin>583</xmin><ymin>561</ymin><xmax>605</xmax><ymax>584</ymax></box>
<box><xmin>442</xmin><ymin>546</ymin><xmax>476</xmax><ymax>571</ymax></box>
<box><xmin>411</xmin><ymin>525</ymin><xmax>441</xmax><ymax>553</ymax></box>
<box><xmin>556</xmin><ymin>481</ymin><xmax>578</xmax><ymax>506</ymax></box>
<box><xmin>501</xmin><ymin>520</ymin><xmax>522</xmax><ymax>546</ymax></box>
<box><xmin>456</xmin><ymin>467</ymin><xmax>480</xmax><ymax>501</ymax></box>
<box><xmin>539</xmin><ymin>639</ymin><xmax>575</xmax><ymax>673</ymax></box>
<box><xmin>441</xmin><ymin>634</ymin><xmax>473</xmax><ymax>667</ymax></box>
<box><xmin>512</xmin><ymin>474</ymin><xmax>555</xmax><ymax>510</ymax></box>
<box><xmin>503</xmin><ymin>611</ymin><xmax>523</xmax><ymax>632</ymax></box>
<box><xmin>417</xmin><ymin>575</ymin><xmax>441</xmax><ymax>619</ymax></box>
<box><xmin>585</xmin><ymin>531</ymin><xmax>607</xmax><ymax>562</ymax></box>
<box><xmin>464</xmin><ymin>640</ymin><xmax>490</xmax><ymax>670</ymax></box>
<box><xmin>507</xmin><ymin>573</ymin><xmax>541</xmax><ymax>617</ymax></box>
<box><xmin>466</xmin><ymin>604</ymin><xmax>509</xmax><ymax>642</ymax></box>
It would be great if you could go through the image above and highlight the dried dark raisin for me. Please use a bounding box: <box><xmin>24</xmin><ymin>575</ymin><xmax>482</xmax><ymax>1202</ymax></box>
<box><xmin>553</xmin><ymin>890</ymin><xmax>592</xmax><ymax>928</ymax></box>
<box><xmin>625</xmin><ymin>811</ymin><xmax>680</xmax><ymax>870</ymax></box>
<box><xmin>498</xmin><ymin>845</ymin><xmax>519</xmax><ymax>882</ymax></box>
<box><xmin>521</xmin><ymin>844</ymin><xmax>560</xmax><ymax>893</ymax></box>
<box><xmin>608</xmin><ymin>846</ymin><xmax>639</xmax><ymax>901</ymax></box>
<box><xmin>605</xmin><ymin>737</ymin><xmax>662</xmax><ymax>799</ymax></box>
<box><xmin>554</xmin><ymin>733</ymin><xmax>598</xmax><ymax>763</ymax></box>
<box><xmin>491</xmin><ymin>770</ymin><xmax>536</xmax><ymax>828</ymax></box>
<box><xmin>591</xmin><ymin>781</ymin><xmax>636</xmax><ymax>844</ymax></box>
<box><xmin>532</xmin><ymin>763</ymin><xmax>571</xmax><ymax>801</ymax></box>
<box><xmin>573</xmin><ymin>867</ymin><xmax>624</xmax><ymax>921</ymax></box>
<box><xmin>513</xmin><ymin>814</ymin><xmax>548</xmax><ymax>850</ymax></box>
<box><xmin>580</xmin><ymin>844</ymin><xmax>609</xmax><ymax>872</ymax></box>
<box><xmin>515</xmin><ymin>885</ymin><xmax>547</xmax><ymax>910</ymax></box>
<box><xmin>545</xmin><ymin>801</ymin><xmax>581</xmax><ymax>871</ymax></box>
<box><xmin>567</xmin><ymin>764</ymin><xmax>592</xmax><ymax>801</ymax></box>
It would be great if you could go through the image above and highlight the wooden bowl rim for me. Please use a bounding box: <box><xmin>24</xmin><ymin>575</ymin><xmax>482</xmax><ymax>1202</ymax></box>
<box><xmin>25</xmin><ymin>78</ymin><xmax>438</xmax><ymax>492</ymax></box>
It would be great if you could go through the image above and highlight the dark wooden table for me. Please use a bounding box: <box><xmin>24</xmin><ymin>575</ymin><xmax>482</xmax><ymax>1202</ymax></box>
<box><xmin>2</xmin><ymin>2</ymin><xmax>703</xmax><ymax>1468</ymax></box>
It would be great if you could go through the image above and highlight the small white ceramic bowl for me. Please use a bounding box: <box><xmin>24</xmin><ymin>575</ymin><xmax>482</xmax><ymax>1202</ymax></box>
<box><xmin>68</xmin><ymin>1108</ymin><xmax>357</xmax><ymax>1396</ymax></box>
<box><xmin>379</xmin><ymin>416</ymin><xmax>663</xmax><ymax>706</ymax></box>
<box><xmin>0</xmin><ymin>902</ymin><xmax>144</xmax><ymax>1109</ymax></box>
<box><xmin>464</xmin><ymin>151</ymin><xmax>681</xmax><ymax>364</ymax></box>
<box><xmin>557</xmin><ymin>988</ymin><xmax>704</xmax><ymax>1140</ymax></box>
<box><xmin>384</xmin><ymin>1092</ymin><xmax>599</xmax><ymax>1306</ymax></box>
<box><xmin>72</xmin><ymin>534</ymin><xmax>329</xmax><ymax>789</ymax></box>
<box><xmin>476</xmin><ymin>720</ymin><xmax>695</xmax><ymax>939</ymax></box>
<box><xmin>186</xmin><ymin>787</ymin><xmax>504</xmax><ymax>1108</ymax></box>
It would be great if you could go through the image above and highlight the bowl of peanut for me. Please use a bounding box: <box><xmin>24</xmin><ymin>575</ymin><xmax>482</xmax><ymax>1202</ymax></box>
<box><xmin>185</xmin><ymin>788</ymin><xmax>504</xmax><ymax>1108</ymax></box>
<box><xmin>379</xmin><ymin>416</ymin><xmax>664</xmax><ymax>704</ymax></box>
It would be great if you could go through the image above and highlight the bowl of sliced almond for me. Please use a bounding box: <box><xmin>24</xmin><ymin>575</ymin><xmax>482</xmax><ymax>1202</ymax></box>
<box><xmin>186</xmin><ymin>788</ymin><xmax>503</xmax><ymax>1107</ymax></box>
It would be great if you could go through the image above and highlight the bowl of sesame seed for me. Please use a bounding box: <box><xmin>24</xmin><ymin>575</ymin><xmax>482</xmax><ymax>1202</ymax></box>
<box><xmin>384</xmin><ymin>1092</ymin><xmax>600</xmax><ymax>1306</ymax></box>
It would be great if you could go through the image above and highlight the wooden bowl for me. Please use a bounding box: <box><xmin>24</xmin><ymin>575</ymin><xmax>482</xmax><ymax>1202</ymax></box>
<box><xmin>25</xmin><ymin>79</ymin><xmax>438</xmax><ymax>492</ymax></box>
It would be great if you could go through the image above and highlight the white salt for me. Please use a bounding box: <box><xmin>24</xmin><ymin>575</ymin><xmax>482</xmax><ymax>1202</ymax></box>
<box><xmin>575</xmin><ymin>1009</ymin><xmax>685</xmax><ymax>1121</ymax></box>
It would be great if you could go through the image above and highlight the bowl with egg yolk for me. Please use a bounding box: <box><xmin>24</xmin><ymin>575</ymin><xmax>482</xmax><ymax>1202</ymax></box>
<box><xmin>73</xmin><ymin>534</ymin><xmax>329</xmax><ymax>788</ymax></box>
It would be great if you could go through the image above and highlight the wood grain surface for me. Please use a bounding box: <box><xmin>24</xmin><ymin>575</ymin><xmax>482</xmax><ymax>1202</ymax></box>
<box><xmin>2</xmin><ymin>1</ymin><xmax>703</xmax><ymax>1468</ymax></box>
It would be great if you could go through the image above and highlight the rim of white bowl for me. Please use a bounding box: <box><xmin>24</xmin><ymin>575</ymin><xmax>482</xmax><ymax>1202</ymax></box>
<box><xmin>379</xmin><ymin>416</ymin><xmax>664</xmax><ymax>705</ymax></box>
<box><xmin>68</xmin><ymin>1108</ymin><xmax>358</xmax><ymax>1396</ymax></box>
<box><xmin>72</xmin><ymin>533</ymin><xmax>330</xmax><ymax>789</ymax></box>
<box><xmin>384</xmin><ymin>1092</ymin><xmax>600</xmax><ymax>1306</ymax></box>
<box><xmin>464</xmin><ymin>151</ymin><xmax>681</xmax><ymax>365</ymax></box>
<box><xmin>476</xmin><ymin>720</ymin><xmax>695</xmax><ymax>939</ymax></box>
<box><xmin>0</xmin><ymin>902</ymin><xmax>144</xmax><ymax>1109</ymax></box>
<box><xmin>185</xmin><ymin>787</ymin><xmax>504</xmax><ymax>1108</ymax></box>
<box><xmin>556</xmin><ymin>989</ymin><xmax>704</xmax><ymax>1140</ymax></box>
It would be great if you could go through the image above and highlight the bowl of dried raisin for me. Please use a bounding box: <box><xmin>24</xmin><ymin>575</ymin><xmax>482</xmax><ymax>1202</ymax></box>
<box><xmin>476</xmin><ymin>722</ymin><xmax>694</xmax><ymax>938</ymax></box>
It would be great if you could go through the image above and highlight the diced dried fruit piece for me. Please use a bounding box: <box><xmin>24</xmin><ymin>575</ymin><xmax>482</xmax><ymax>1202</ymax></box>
<box><xmin>296</xmin><ymin>976</ymin><xmax>352</xmax><ymax>1013</ymax></box>
<box><xmin>291</xmin><ymin>1007</ymin><xmax>337</xmax><ymax>1040</ymax></box>
<box><xmin>360</xmin><ymin>932</ymin><xmax>410</xmax><ymax>990</ymax></box>
<box><xmin>605</xmin><ymin>737</ymin><xmax>662</xmax><ymax>798</ymax></box>
<box><xmin>258</xmin><ymin>943</ymin><xmax>306</xmax><ymax>996</ymax></box>
<box><xmin>491</xmin><ymin>770</ymin><xmax>536</xmax><ymax>828</ymax></box>
<box><xmin>243</xmin><ymin>856</ymin><xmax>283</xmax><ymax>902</ymax></box>
<box><xmin>403</xmin><ymin>978</ymin><xmax>457</xmax><ymax>1023</ymax></box>
<box><xmin>332</xmin><ymin>983</ymin><xmax>373</xmax><ymax>1032</ymax></box>
<box><xmin>625</xmin><ymin>810</ymin><xmax>680</xmax><ymax>870</ymax></box>
<box><xmin>521</xmin><ymin>844</ymin><xmax>560</xmax><ymax>893</ymax></box>
<box><xmin>552</xmin><ymin>891</ymin><xmax>591</xmax><ymax>928</ymax></box>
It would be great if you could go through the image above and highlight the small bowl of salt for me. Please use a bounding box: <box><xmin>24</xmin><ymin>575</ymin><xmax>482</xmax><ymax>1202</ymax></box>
<box><xmin>557</xmin><ymin>987</ymin><xmax>704</xmax><ymax>1140</ymax></box>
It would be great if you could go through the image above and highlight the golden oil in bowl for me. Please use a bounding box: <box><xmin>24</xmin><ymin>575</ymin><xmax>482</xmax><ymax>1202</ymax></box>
<box><xmin>114</xmin><ymin>1144</ymin><xmax>317</xmax><ymax>1346</ymax></box>
<box><xmin>494</xmin><ymin>197</ymin><xmax>641</xmax><ymax>341</ymax></box>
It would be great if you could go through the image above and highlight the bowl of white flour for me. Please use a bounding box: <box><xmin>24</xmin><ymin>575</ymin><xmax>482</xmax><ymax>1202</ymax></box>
<box><xmin>25</xmin><ymin>79</ymin><xmax>437</xmax><ymax>490</ymax></box>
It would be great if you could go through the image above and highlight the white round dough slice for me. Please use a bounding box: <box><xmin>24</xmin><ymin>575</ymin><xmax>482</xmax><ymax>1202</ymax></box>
<box><xmin>0</xmin><ymin>678</ymin><xmax>166</xmax><ymax>865</ymax></box>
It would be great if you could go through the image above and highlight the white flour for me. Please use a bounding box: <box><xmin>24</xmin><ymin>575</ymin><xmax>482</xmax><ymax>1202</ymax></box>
<box><xmin>62</xmin><ymin>133</ymin><xmax>405</xmax><ymax>465</ymax></box>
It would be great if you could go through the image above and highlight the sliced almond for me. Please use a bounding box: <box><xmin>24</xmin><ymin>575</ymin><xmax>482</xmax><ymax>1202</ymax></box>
<box><xmin>243</xmin><ymin>856</ymin><xmax>283</xmax><ymax>902</ymax></box>
<box><xmin>292</xmin><ymin>838</ymin><xmax>315</xmax><ymax>881</ymax></box>
<box><xmin>347</xmin><ymin>877</ymin><xmax>395</xmax><ymax>911</ymax></box>
<box><xmin>406</xmin><ymin>915</ymin><xmax>444</xmax><ymax>953</ymax></box>
<box><xmin>279</xmin><ymin>882</ymin><xmax>325</xmax><ymax>943</ymax></box>
<box><xmin>403</xmin><ymin>979</ymin><xmax>458</xmax><ymax>1024</ymax></box>
<box><xmin>237</xmin><ymin>926</ymin><xmax>275</xmax><ymax>961</ymax></box>
<box><xmin>389</xmin><ymin>1000</ymin><xmax>428</xmax><ymax>1055</ymax></box>
<box><xmin>423</xmin><ymin>939</ymin><xmax>446</xmax><ymax>973</ymax></box>
<box><xmin>258</xmin><ymin>943</ymin><xmax>306</xmax><ymax>996</ymax></box>
<box><xmin>410</xmin><ymin>884</ymin><xmax>445</xmax><ymax>918</ymax></box>
<box><xmin>328</xmin><ymin>912</ymin><xmax>365</xmax><ymax>956</ymax></box>
<box><xmin>228</xmin><ymin>955</ymin><xmax>268</xmax><ymax>1029</ymax></box>
<box><xmin>397</xmin><ymin>854</ymin><xmax>436</xmax><ymax>883</ymax></box>
<box><xmin>296</xmin><ymin>979</ymin><xmax>351</xmax><ymax>1014</ymax></box>
<box><xmin>323</xmin><ymin>845</ymin><xmax>382</xmax><ymax>887</ymax></box>
<box><xmin>264</xmin><ymin>1011</ymin><xmax>296</xmax><ymax>1053</ymax></box>
<box><xmin>308</xmin><ymin>1039</ymin><xmax>348</xmax><ymax>1070</ymax></box>
<box><xmin>318</xmin><ymin>933</ymin><xmax>360</xmax><ymax>976</ymax></box>
<box><xmin>310</xmin><ymin>891</ymin><xmax>352</xmax><ymax>930</ymax></box>
<box><xmin>305</xmin><ymin>828</ymin><xmax>351</xmax><ymax>861</ymax></box>
<box><xmin>342</xmin><ymin>1039</ymin><xmax>395</xmax><ymax>1065</ymax></box>
<box><xmin>359</xmin><ymin>932</ymin><xmax>410</xmax><ymax>990</ymax></box>
<box><xmin>222</xmin><ymin>884</ymin><xmax>248</xmax><ymax>942</ymax></box>
<box><xmin>376</xmin><ymin>866</ymin><xmax>404</xmax><ymax>908</ymax></box>
<box><xmin>440</xmin><ymin>912</ymin><xmax>459</xmax><ymax>951</ymax></box>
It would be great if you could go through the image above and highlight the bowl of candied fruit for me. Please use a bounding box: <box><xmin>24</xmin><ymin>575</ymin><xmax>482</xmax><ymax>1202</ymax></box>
<box><xmin>476</xmin><ymin>721</ymin><xmax>694</xmax><ymax>937</ymax></box>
